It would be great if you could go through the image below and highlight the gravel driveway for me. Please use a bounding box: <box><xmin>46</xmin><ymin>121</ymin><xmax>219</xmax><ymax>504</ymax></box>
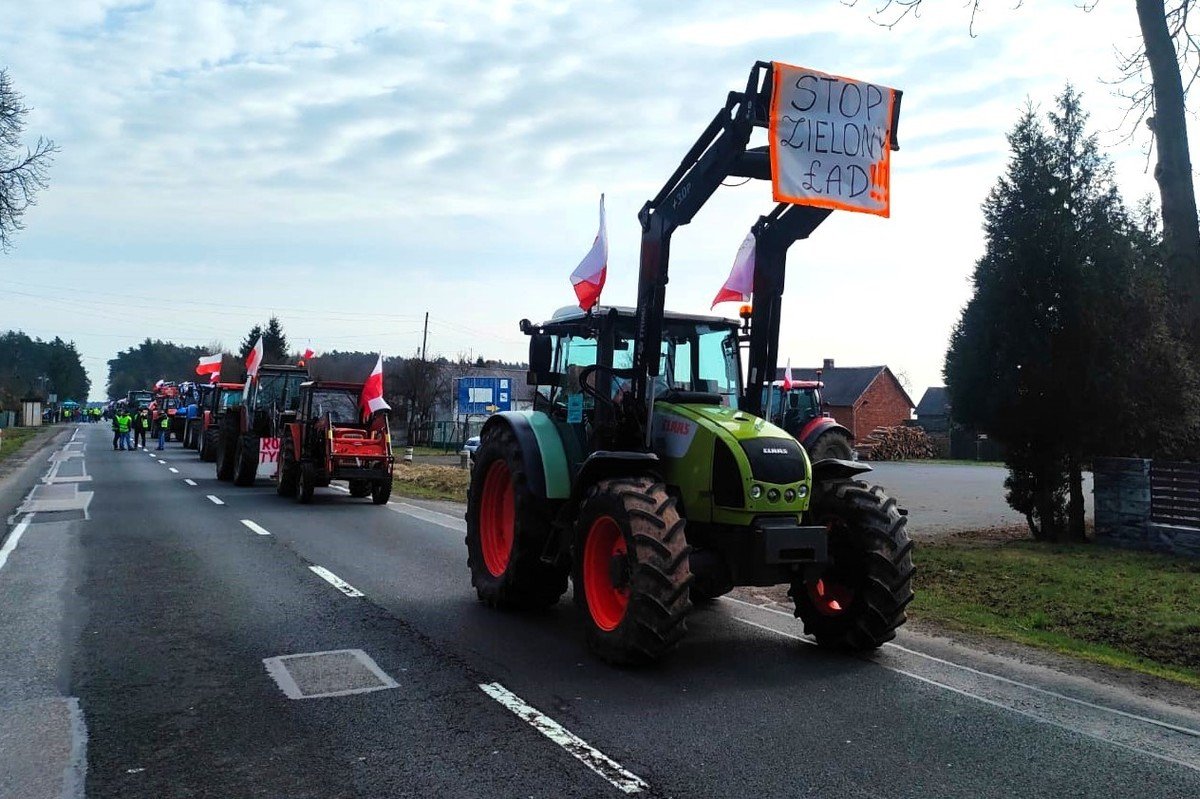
<box><xmin>859</xmin><ymin>461</ymin><xmax>1094</xmax><ymax>539</ymax></box>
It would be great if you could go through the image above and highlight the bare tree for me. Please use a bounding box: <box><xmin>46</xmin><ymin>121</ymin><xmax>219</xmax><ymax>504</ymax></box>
<box><xmin>851</xmin><ymin>0</ymin><xmax>1200</xmax><ymax>340</ymax></box>
<box><xmin>0</xmin><ymin>69</ymin><xmax>57</xmax><ymax>251</ymax></box>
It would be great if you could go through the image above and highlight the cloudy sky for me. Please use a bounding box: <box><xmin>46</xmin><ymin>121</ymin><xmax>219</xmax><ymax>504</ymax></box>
<box><xmin>0</xmin><ymin>0</ymin><xmax>1179</xmax><ymax>401</ymax></box>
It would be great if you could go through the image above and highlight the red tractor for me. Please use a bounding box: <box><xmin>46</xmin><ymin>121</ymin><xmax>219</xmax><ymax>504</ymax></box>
<box><xmin>276</xmin><ymin>380</ymin><xmax>394</xmax><ymax>504</ymax></box>
<box><xmin>197</xmin><ymin>381</ymin><xmax>245</xmax><ymax>462</ymax></box>
<box><xmin>150</xmin><ymin>382</ymin><xmax>183</xmax><ymax>441</ymax></box>
<box><xmin>763</xmin><ymin>377</ymin><xmax>855</xmax><ymax>461</ymax></box>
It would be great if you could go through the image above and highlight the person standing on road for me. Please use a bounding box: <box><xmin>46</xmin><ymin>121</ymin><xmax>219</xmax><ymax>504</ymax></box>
<box><xmin>111</xmin><ymin>412</ymin><xmax>121</xmax><ymax>450</ymax></box>
<box><xmin>115</xmin><ymin>410</ymin><xmax>133</xmax><ymax>451</ymax></box>
<box><xmin>156</xmin><ymin>412</ymin><xmax>169</xmax><ymax>450</ymax></box>
<box><xmin>134</xmin><ymin>408</ymin><xmax>150</xmax><ymax>450</ymax></box>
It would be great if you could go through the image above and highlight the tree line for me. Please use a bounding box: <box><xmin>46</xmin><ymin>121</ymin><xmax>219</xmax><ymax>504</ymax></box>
<box><xmin>0</xmin><ymin>331</ymin><xmax>89</xmax><ymax>408</ymax></box>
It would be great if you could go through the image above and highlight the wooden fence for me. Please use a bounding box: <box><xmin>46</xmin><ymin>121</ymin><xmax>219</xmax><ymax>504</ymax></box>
<box><xmin>1150</xmin><ymin>461</ymin><xmax>1200</xmax><ymax>527</ymax></box>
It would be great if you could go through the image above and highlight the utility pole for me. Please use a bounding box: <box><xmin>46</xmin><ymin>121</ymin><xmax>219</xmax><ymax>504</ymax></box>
<box><xmin>421</xmin><ymin>311</ymin><xmax>429</xmax><ymax>362</ymax></box>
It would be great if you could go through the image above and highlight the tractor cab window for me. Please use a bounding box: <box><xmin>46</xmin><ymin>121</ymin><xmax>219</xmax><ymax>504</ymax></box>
<box><xmin>309</xmin><ymin>389</ymin><xmax>360</xmax><ymax>423</ymax></box>
<box><xmin>696</xmin><ymin>328</ymin><xmax>740</xmax><ymax>407</ymax></box>
<box><xmin>219</xmin><ymin>388</ymin><xmax>241</xmax><ymax>409</ymax></box>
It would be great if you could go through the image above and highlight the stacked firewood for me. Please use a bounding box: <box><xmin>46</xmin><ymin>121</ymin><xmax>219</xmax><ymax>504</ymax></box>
<box><xmin>858</xmin><ymin>425</ymin><xmax>935</xmax><ymax>461</ymax></box>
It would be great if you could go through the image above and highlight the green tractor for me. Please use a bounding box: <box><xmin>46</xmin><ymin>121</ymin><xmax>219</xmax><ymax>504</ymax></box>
<box><xmin>464</xmin><ymin>62</ymin><xmax>913</xmax><ymax>664</ymax></box>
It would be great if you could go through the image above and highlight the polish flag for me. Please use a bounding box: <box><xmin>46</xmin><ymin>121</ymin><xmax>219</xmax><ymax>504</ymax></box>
<box><xmin>154</xmin><ymin>379</ymin><xmax>165</xmax><ymax>389</ymax></box>
<box><xmin>209</xmin><ymin>372</ymin><xmax>220</xmax><ymax>383</ymax></box>
<box><xmin>245</xmin><ymin>336</ymin><xmax>264</xmax><ymax>379</ymax></box>
<box><xmin>360</xmin><ymin>354</ymin><xmax>390</xmax><ymax>416</ymax></box>
<box><xmin>302</xmin><ymin>348</ymin><xmax>315</xmax><ymax>360</ymax></box>
<box><xmin>782</xmin><ymin>359</ymin><xmax>794</xmax><ymax>392</ymax></box>
<box><xmin>712</xmin><ymin>231</ymin><xmax>756</xmax><ymax>309</ymax></box>
<box><xmin>196</xmin><ymin>353</ymin><xmax>222</xmax><ymax>375</ymax></box>
<box><xmin>570</xmin><ymin>194</ymin><xmax>607</xmax><ymax>311</ymax></box>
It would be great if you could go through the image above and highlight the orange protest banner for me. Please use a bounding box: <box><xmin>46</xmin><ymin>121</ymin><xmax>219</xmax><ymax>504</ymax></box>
<box><xmin>769</xmin><ymin>63</ymin><xmax>898</xmax><ymax>218</ymax></box>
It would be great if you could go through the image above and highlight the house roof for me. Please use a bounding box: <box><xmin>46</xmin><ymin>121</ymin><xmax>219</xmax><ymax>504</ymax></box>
<box><xmin>916</xmin><ymin>386</ymin><xmax>950</xmax><ymax>417</ymax></box>
<box><xmin>776</xmin><ymin>365</ymin><xmax>912</xmax><ymax>408</ymax></box>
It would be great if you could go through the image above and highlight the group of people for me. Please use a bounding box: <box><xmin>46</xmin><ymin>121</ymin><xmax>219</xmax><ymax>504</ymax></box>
<box><xmin>111</xmin><ymin>407</ymin><xmax>171</xmax><ymax>451</ymax></box>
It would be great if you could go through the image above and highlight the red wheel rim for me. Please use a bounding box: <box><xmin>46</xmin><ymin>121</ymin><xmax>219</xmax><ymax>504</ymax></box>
<box><xmin>480</xmin><ymin>460</ymin><xmax>514</xmax><ymax>577</ymax></box>
<box><xmin>583</xmin><ymin>516</ymin><xmax>628</xmax><ymax>631</ymax></box>
<box><xmin>808</xmin><ymin>577</ymin><xmax>854</xmax><ymax>616</ymax></box>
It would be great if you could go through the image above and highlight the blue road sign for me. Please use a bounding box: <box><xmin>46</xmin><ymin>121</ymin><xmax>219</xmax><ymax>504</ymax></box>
<box><xmin>456</xmin><ymin>377</ymin><xmax>511</xmax><ymax>415</ymax></box>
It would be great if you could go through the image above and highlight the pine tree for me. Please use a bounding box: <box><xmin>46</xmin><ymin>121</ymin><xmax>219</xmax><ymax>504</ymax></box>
<box><xmin>240</xmin><ymin>325</ymin><xmax>264</xmax><ymax>360</ymax></box>
<box><xmin>263</xmin><ymin>317</ymin><xmax>289</xmax><ymax>365</ymax></box>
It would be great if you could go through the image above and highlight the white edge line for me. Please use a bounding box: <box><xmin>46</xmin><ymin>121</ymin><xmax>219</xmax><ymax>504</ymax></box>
<box><xmin>240</xmin><ymin>519</ymin><xmax>271</xmax><ymax>536</ymax></box>
<box><xmin>168</xmin><ymin>467</ymin><xmax>179</xmax><ymax>474</ymax></box>
<box><xmin>63</xmin><ymin>697</ymin><xmax>88</xmax><ymax>799</ymax></box>
<box><xmin>308</xmin><ymin>566</ymin><xmax>364</xmax><ymax>597</ymax></box>
<box><xmin>206</xmin><ymin>495</ymin><xmax>224</xmax><ymax>505</ymax></box>
<box><xmin>728</xmin><ymin>615</ymin><xmax>1200</xmax><ymax>775</ymax></box>
<box><xmin>479</xmin><ymin>681</ymin><xmax>648</xmax><ymax>794</ymax></box>
<box><xmin>0</xmin><ymin>514</ymin><xmax>34</xmax><ymax>572</ymax></box>
<box><xmin>184</xmin><ymin>479</ymin><xmax>197</xmax><ymax>486</ymax></box>
<box><xmin>720</xmin><ymin>595</ymin><xmax>1200</xmax><ymax>738</ymax></box>
<box><xmin>389</xmin><ymin>501</ymin><xmax>465</xmax><ymax>532</ymax></box>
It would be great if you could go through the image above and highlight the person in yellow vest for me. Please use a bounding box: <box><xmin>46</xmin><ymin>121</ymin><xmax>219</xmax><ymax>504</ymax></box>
<box><xmin>156</xmin><ymin>411</ymin><xmax>170</xmax><ymax>450</ymax></box>
<box><xmin>115</xmin><ymin>410</ymin><xmax>133</xmax><ymax>451</ymax></box>
<box><xmin>134</xmin><ymin>408</ymin><xmax>150</xmax><ymax>450</ymax></box>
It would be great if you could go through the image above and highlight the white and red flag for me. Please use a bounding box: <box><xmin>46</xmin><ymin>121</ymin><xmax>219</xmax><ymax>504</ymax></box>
<box><xmin>570</xmin><ymin>194</ymin><xmax>607</xmax><ymax>311</ymax></box>
<box><xmin>245</xmin><ymin>336</ymin><xmax>264</xmax><ymax>379</ymax></box>
<box><xmin>196</xmin><ymin>353</ymin><xmax>222</xmax><ymax>376</ymax></box>
<box><xmin>782</xmin><ymin>359</ymin><xmax>794</xmax><ymax>392</ymax></box>
<box><xmin>360</xmin><ymin>354</ymin><xmax>390</xmax><ymax>416</ymax></box>
<box><xmin>302</xmin><ymin>347</ymin><xmax>315</xmax><ymax>360</ymax></box>
<box><xmin>154</xmin><ymin>379</ymin><xmax>165</xmax><ymax>389</ymax></box>
<box><xmin>209</xmin><ymin>372</ymin><xmax>220</xmax><ymax>383</ymax></box>
<box><xmin>712</xmin><ymin>230</ymin><xmax>756</xmax><ymax>309</ymax></box>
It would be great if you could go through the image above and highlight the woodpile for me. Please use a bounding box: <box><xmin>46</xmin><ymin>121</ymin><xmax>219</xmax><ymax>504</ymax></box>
<box><xmin>857</xmin><ymin>425</ymin><xmax>936</xmax><ymax>461</ymax></box>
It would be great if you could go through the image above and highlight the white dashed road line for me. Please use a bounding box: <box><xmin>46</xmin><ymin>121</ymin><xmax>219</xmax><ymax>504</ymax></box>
<box><xmin>0</xmin><ymin>514</ymin><xmax>34</xmax><ymax>573</ymax></box>
<box><xmin>479</xmin><ymin>681</ymin><xmax>648</xmax><ymax>794</ymax></box>
<box><xmin>184</xmin><ymin>479</ymin><xmax>197</xmax><ymax>486</ymax></box>
<box><xmin>240</xmin><ymin>519</ymin><xmax>271</xmax><ymax>536</ymax></box>
<box><xmin>206</xmin><ymin>495</ymin><xmax>224</xmax><ymax>506</ymax></box>
<box><xmin>308</xmin><ymin>566</ymin><xmax>364</xmax><ymax>597</ymax></box>
<box><xmin>168</xmin><ymin>468</ymin><xmax>179</xmax><ymax>474</ymax></box>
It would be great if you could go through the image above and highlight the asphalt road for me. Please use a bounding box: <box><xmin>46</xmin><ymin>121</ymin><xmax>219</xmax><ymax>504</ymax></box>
<box><xmin>1</xmin><ymin>424</ymin><xmax>1197</xmax><ymax>798</ymax></box>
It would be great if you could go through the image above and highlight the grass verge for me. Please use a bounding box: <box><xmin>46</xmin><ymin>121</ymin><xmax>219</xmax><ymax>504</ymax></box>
<box><xmin>0</xmin><ymin>426</ymin><xmax>54</xmax><ymax>464</ymax></box>
<box><xmin>391</xmin><ymin>462</ymin><xmax>469</xmax><ymax>503</ymax></box>
<box><xmin>393</xmin><ymin>445</ymin><xmax>464</xmax><ymax>457</ymax></box>
<box><xmin>914</xmin><ymin>538</ymin><xmax>1200</xmax><ymax>687</ymax></box>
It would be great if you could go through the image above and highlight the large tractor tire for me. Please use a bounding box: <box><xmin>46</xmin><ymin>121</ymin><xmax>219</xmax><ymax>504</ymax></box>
<box><xmin>277</xmin><ymin>436</ymin><xmax>299</xmax><ymax>497</ymax></box>
<box><xmin>348</xmin><ymin>479</ymin><xmax>371</xmax><ymax>498</ymax></box>
<box><xmin>371</xmin><ymin>479</ymin><xmax>392</xmax><ymax>505</ymax></box>
<box><xmin>807</xmin><ymin>430</ymin><xmax>855</xmax><ymax>462</ymax></box>
<box><xmin>233</xmin><ymin>434</ymin><xmax>260</xmax><ymax>487</ymax></box>
<box><xmin>791</xmin><ymin>479</ymin><xmax>914</xmax><ymax>650</ymax></box>
<box><xmin>215</xmin><ymin>428</ymin><xmax>237</xmax><ymax>481</ymax></box>
<box><xmin>465</xmin><ymin>425</ymin><xmax>568</xmax><ymax>609</ymax></box>
<box><xmin>573</xmin><ymin>477</ymin><xmax>692</xmax><ymax>665</ymax></box>
<box><xmin>200</xmin><ymin>428</ymin><xmax>219</xmax><ymax>463</ymax></box>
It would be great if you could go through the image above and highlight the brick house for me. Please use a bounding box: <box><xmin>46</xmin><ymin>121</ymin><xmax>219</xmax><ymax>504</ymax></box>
<box><xmin>777</xmin><ymin>359</ymin><xmax>915</xmax><ymax>443</ymax></box>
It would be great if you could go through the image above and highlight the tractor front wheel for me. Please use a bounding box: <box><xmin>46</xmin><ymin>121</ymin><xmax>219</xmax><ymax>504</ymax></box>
<box><xmin>277</xmin><ymin>436</ymin><xmax>299</xmax><ymax>497</ymax></box>
<box><xmin>371</xmin><ymin>479</ymin><xmax>392</xmax><ymax>505</ymax></box>
<box><xmin>215</xmin><ymin>428</ymin><xmax>237</xmax><ymax>481</ymax></box>
<box><xmin>297</xmin><ymin>463</ymin><xmax>316</xmax><ymax>504</ymax></box>
<box><xmin>233</xmin><ymin>434</ymin><xmax>259</xmax><ymax>487</ymax></box>
<box><xmin>573</xmin><ymin>477</ymin><xmax>692</xmax><ymax>665</ymax></box>
<box><xmin>465</xmin><ymin>425</ymin><xmax>567</xmax><ymax>609</ymax></box>
<box><xmin>790</xmin><ymin>479</ymin><xmax>914</xmax><ymax>650</ymax></box>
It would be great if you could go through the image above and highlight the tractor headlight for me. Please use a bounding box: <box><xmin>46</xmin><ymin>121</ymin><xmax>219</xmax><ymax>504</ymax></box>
<box><xmin>797</xmin><ymin>484</ymin><xmax>809</xmax><ymax>499</ymax></box>
<box><xmin>767</xmin><ymin>488</ymin><xmax>780</xmax><ymax>503</ymax></box>
<box><xmin>784</xmin><ymin>489</ymin><xmax>796</xmax><ymax>503</ymax></box>
<box><xmin>750</xmin><ymin>484</ymin><xmax>763</xmax><ymax>500</ymax></box>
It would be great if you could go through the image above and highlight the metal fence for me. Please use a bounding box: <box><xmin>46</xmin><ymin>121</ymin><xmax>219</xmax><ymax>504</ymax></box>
<box><xmin>1150</xmin><ymin>460</ymin><xmax>1200</xmax><ymax>527</ymax></box>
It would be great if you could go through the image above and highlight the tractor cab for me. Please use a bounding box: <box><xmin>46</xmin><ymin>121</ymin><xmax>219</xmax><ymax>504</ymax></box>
<box><xmin>764</xmin><ymin>380</ymin><xmax>824</xmax><ymax>431</ymax></box>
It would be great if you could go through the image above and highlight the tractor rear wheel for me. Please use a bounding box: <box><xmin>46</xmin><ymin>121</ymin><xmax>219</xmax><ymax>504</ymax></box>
<box><xmin>573</xmin><ymin>477</ymin><xmax>692</xmax><ymax>665</ymax></box>
<box><xmin>790</xmin><ymin>479</ymin><xmax>914</xmax><ymax>650</ymax></box>
<box><xmin>233</xmin><ymin>434</ymin><xmax>259</xmax><ymax>487</ymax></box>
<box><xmin>201</xmin><ymin>428</ymin><xmax>219</xmax><ymax>462</ymax></box>
<box><xmin>349</xmin><ymin>479</ymin><xmax>371</xmax><ymax>498</ymax></box>
<box><xmin>297</xmin><ymin>463</ymin><xmax>316</xmax><ymax>503</ymax></box>
<box><xmin>465</xmin><ymin>425</ymin><xmax>567</xmax><ymax>609</ymax></box>
<box><xmin>371</xmin><ymin>479</ymin><xmax>392</xmax><ymax>505</ymax></box>
<box><xmin>808</xmin><ymin>431</ymin><xmax>854</xmax><ymax>462</ymax></box>
<box><xmin>277</xmin><ymin>436</ymin><xmax>299</xmax><ymax>497</ymax></box>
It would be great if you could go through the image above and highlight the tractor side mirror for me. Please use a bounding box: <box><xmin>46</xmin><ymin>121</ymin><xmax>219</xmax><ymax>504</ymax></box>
<box><xmin>528</xmin><ymin>333</ymin><xmax>553</xmax><ymax>385</ymax></box>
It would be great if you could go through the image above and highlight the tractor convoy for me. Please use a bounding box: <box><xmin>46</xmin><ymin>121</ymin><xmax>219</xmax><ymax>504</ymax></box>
<box><xmin>109</xmin><ymin>60</ymin><xmax>914</xmax><ymax>668</ymax></box>
<box><xmin>464</xmin><ymin>61</ymin><xmax>913</xmax><ymax>664</ymax></box>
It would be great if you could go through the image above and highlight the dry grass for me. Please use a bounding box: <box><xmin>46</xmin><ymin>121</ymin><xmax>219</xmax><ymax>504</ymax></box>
<box><xmin>391</xmin><ymin>461</ymin><xmax>470</xmax><ymax>502</ymax></box>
